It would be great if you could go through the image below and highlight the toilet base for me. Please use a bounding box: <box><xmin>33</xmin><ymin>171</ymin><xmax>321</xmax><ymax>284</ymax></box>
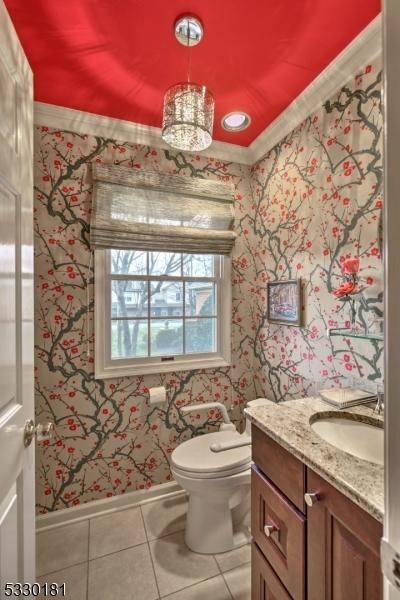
<box><xmin>184</xmin><ymin>482</ymin><xmax>251</xmax><ymax>554</ymax></box>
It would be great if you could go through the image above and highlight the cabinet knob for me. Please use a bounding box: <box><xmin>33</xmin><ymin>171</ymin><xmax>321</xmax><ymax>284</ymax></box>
<box><xmin>264</xmin><ymin>523</ymin><xmax>278</xmax><ymax>538</ymax></box>
<box><xmin>304</xmin><ymin>492</ymin><xmax>319</xmax><ymax>507</ymax></box>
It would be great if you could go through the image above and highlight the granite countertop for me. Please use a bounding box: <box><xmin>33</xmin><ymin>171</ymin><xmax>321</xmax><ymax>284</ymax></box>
<box><xmin>245</xmin><ymin>397</ymin><xmax>384</xmax><ymax>522</ymax></box>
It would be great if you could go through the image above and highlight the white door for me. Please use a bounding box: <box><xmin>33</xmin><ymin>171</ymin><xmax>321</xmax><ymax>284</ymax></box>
<box><xmin>383</xmin><ymin>1</ymin><xmax>400</xmax><ymax>598</ymax></box>
<box><xmin>0</xmin><ymin>0</ymin><xmax>35</xmax><ymax>590</ymax></box>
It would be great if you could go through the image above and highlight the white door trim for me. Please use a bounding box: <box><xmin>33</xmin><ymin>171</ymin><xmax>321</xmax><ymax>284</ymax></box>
<box><xmin>382</xmin><ymin>0</ymin><xmax>400</xmax><ymax>597</ymax></box>
<box><xmin>33</xmin><ymin>14</ymin><xmax>382</xmax><ymax>165</ymax></box>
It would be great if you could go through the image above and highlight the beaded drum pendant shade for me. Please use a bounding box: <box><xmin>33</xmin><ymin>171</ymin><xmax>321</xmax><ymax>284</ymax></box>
<box><xmin>161</xmin><ymin>16</ymin><xmax>214</xmax><ymax>152</ymax></box>
<box><xmin>162</xmin><ymin>82</ymin><xmax>214</xmax><ymax>152</ymax></box>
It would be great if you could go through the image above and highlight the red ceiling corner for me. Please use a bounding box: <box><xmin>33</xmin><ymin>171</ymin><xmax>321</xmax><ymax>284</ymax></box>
<box><xmin>5</xmin><ymin>0</ymin><xmax>380</xmax><ymax>146</ymax></box>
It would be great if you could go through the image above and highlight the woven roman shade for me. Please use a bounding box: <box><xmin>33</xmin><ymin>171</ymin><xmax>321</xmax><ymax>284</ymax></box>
<box><xmin>90</xmin><ymin>164</ymin><xmax>236</xmax><ymax>255</ymax></box>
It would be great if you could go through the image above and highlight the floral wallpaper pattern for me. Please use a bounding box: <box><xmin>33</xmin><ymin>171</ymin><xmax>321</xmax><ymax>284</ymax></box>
<box><xmin>249</xmin><ymin>58</ymin><xmax>383</xmax><ymax>401</ymax></box>
<box><xmin>34</xmin><ymin>139</ymin><xmax>256</xmax><ymax>512</ymax></box>
<box><xmin>34</xmin><ymin>57</ymin><xmax>383</xmax><ymax>513</ymax></box>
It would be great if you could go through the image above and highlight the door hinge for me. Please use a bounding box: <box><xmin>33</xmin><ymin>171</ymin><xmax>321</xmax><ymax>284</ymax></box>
<box><xmin>381</xmin><ymin>538</ymin><xmax>400</xmax><ymax>590</ymax></box>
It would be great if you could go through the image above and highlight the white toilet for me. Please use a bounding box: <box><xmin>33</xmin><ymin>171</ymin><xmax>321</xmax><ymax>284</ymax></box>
<box><xmin>171</xmin><ymin>398</ymin><xmax>270</xmax><ymax>554</ymax></box>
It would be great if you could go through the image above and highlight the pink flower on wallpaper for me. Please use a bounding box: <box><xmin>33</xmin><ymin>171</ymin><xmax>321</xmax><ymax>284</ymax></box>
<box><xmin>333</xmin><ymin>280</ymin><xmax>357</xmax><ymax>298</ymax></box>
<box><xmin>342</xmin><ymin>257</ymin><xmax>360</xmax><ymax>275</ymax></box>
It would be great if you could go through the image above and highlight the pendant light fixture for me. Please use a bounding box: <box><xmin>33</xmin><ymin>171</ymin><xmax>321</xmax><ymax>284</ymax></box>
<box><xmin>162</xmin><ymin>16</ymin><xmax>214</xmax><ymax>152</ymax></box>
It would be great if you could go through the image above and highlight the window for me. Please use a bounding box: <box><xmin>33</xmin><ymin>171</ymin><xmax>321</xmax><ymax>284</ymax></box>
<box><xmin>95</xmin><ymin>250</ymin><xmax>231</xmax><ymax>377</ymax></box>
<box><xmin>91</xmin><ymin>165</ymin><xmax>235</xmax><ymax>378</ymax></box>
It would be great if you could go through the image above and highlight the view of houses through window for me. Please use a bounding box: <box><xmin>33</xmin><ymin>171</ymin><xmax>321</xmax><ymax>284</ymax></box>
<box><xmin>109</xmin><ymin>250</ymin><xmax>218</xmax><ymax>359</ymax></box>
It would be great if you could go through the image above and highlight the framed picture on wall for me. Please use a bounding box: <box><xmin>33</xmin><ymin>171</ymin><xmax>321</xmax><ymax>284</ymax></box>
<box><xmin>267</xmin><ymin>279</ymin><xmax>302</xmax><ymax>326</ymax></box>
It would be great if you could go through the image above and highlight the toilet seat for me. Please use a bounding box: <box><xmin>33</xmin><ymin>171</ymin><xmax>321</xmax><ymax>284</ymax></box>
<box><xmin>171</xmin><ymin>462</ymin><xmax>251</xmax><ymax>480</ymax></box>
<box><xmin>171</xmin><ymin>430</ymin><xmax>251</xmax><ymax>479</ymax></box>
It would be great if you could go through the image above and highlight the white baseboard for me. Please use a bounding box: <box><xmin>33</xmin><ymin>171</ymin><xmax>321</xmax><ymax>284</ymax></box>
<box><xmin>36</xmin><ymin>481</ymin><xmax>184</xmax><ymax>532</ymax></box>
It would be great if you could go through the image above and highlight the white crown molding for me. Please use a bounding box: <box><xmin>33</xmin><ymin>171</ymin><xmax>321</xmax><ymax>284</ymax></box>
<box><xmin>33</xmin><ymin>14</ymin><xmax>382</xmax><ymax>167</ymax></box>
<box><xmin>249</xmin><ymin>14</ymin><xmax>382</xmax><ymax>163</ymax></box>
<box><xmin>33</xmin><ymin>102</ymin><xmax>252</xmax><ymax>165</ymax></box>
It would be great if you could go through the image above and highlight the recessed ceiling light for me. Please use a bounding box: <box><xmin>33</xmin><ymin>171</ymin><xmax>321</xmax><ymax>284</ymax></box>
<box><xmin>221</xmin><ymin>111</ymin><xmax>251</xmax><ymax>132</ymax></box>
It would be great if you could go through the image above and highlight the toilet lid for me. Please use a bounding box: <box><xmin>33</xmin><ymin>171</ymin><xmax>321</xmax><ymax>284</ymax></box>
<box><xmin>171</xmin><ymin>431</ymin><xmax>251</xmax><ymax>475</ymax></box>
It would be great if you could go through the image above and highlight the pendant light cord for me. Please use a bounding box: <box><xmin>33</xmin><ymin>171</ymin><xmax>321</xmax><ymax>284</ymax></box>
<box><xmin>186</xmin><ymin>23</ymin><xmax>192</xmax><ymax>82</ymax></box>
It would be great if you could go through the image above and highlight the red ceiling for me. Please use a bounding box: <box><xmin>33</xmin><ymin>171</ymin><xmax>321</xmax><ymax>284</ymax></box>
<box><xmin>5</xmin><ymin>0</ymin><xmax>380</xmax><ymax>146</ymax></box>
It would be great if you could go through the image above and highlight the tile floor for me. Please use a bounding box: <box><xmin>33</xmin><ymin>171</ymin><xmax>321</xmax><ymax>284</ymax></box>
<box><xmin>37</xmin><ymin>493</ymin><xmax>251</xmax><ymax>599</ymax></box>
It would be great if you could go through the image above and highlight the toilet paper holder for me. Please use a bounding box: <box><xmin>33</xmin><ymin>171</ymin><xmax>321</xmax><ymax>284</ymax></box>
<box><xmin>148</xmin><ymin>386</ymin><xmax>168</xmax><ymax>405</ymax></box>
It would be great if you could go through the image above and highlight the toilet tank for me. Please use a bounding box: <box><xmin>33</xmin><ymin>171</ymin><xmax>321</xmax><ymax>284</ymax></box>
<box><xmin>245</xmin><ymin>398</ymin><xmax>271</xmax><ymax>435</ymax></box>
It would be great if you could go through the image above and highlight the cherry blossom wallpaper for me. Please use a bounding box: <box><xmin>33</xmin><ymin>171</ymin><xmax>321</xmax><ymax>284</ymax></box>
<box><xmin>34</xmin><ymin>138</ymin><xmax>256</xmax><ymax>513</ymax></box>
<box><xmin>34</xmin><ymin>56</ymin><xmax>383</xmax><ymax>513</ymax></box>
<box><xmin>249</xmin><ymin>58</ymin><xmax>383</xmax><ymax>401</ymax></box>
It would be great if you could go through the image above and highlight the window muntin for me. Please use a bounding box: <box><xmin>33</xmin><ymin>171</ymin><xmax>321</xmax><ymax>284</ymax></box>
<box><xmin>107</xmin><ymin>250</ymin><xmax>222</xmax><ymax>362</ymax></box>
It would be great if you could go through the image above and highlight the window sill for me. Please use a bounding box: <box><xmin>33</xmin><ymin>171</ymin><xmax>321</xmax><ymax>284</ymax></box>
<box><xmin>95</xmin><ymin>356</ymin><xmax>231</xmax><ymax>379</ymax></box>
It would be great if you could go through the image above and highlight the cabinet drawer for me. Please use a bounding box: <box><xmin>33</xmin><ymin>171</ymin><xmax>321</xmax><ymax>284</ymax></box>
<box><xmin>252</xmin><ymin>425</ymin><xmax>305</xmax><ymax>512</ymax></box>
<box><xmin>251</xmin><ymin>467</ymin><xmax>305</xmax><ymax>600</ymax></box>
<box><xmin>252</xmin><ymin>542</ymin><xmax>292</xmax><ymax>600</ymax></box>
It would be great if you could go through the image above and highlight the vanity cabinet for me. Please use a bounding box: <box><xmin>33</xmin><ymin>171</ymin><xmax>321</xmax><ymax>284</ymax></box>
<box><xmin>251</xmin><ymin>424</ymin><xmax>383</xmax><ymax>600</ymax></box>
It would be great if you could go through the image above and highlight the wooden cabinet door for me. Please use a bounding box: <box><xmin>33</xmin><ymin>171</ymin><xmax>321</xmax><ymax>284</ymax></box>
<box><xmin>252</xmin><ymin>542</ymin><xmax>292</xmax><ymax>600</ymax></box>
<box><xmin>307</xmin><ymin>469</ymin><xmax>383</xmax><ymax>600</ymax></box>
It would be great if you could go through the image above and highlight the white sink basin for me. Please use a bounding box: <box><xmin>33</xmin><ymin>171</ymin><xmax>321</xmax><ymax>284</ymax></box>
<box><xmin>310</xmin><ymin>414</ymin><xmax>384</xmax><ymax>465</ymax></box>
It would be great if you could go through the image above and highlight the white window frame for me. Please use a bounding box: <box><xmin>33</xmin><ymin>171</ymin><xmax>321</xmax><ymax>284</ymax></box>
<box><xmin>94</xmin><ymin>250</ymin><xmax>231</xmax><ymax>378</ymax></box>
